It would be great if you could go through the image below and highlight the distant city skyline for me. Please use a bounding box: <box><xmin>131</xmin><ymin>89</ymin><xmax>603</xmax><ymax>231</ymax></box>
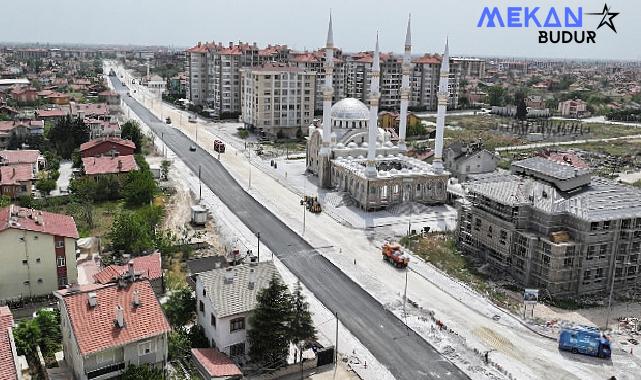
<box><xmin>1</xmin><ymin>0</ymin><xmax>637</xmax><ymax>60</ymax></box>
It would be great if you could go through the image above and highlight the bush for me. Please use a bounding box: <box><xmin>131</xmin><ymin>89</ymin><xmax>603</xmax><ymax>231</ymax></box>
<box><xmin>123</xmin><ymin>170</ymin><xmax>157</xmax><ymax>206</ymax></box>
<box><xmin>238</xmin><ymin>129</ymin><xmax>249</xmax><ymax>139</ymax></box>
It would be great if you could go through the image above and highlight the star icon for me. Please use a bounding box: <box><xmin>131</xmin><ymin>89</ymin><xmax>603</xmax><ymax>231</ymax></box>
<box><xmin>587</xmin><ymin>4</ymin><xmax>619</xmax><ymax>33</ymax></box>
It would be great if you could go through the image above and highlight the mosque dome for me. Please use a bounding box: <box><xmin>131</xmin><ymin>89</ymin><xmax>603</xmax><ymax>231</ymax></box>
<box><xmin>331</xmin><ymin>98</ymin><xmax>369</xmax><ymax>122</ymax></box>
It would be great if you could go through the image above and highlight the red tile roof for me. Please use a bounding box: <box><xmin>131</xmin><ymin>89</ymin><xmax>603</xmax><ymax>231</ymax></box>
<box><xmin>413</xmin><ymin>54</ymin><xmax>442</xmax><ymax>64</ymax></box>
<box><xmin>59</xmin><ymin>281</ymin><xmax>170</xmax><ymax>356</ymax></box>
<box><xmin>82</xmin><ymin>155</ymin><xmax>138</xmax><ymax>176</ymax></box>
<box><xmin>539</xmin><ymin>151</ymin><xmax>589</xmax><ymax>169</ymax></box>
<box><xmin>80</xmin><ymin>138</ymin><xmax>135</xmax><ymax>152</ymax></box>
<box><xmin>70</xmin><ymin>102</ymin><xmax>109</xmax><ymax>117</ymax></box>
<box><xmin>93</xmin><ymin>253</ymin><xmax>162</xmax><ymax>284</ymax></box>
<box><xmin>0</xmin><ymin>205</ymin><xmax>78</xmax><ymax>239</ymax></box>
<box><xmin>35</xmin><ymin>109</ymin><xmax>68</xmax><ymax>118</ymax></box>
<box><xmin>0</xmin><ymin>164</ymin><xmax>33</xmax><ymax>185</ymax></box>
<box><xmin>0</xmin><ymin>307</ymin><xmax>18</xmax><ymax>380</ymax></box>
<box><xmin>0</xmin><ymin>150</ymin><xmax>40</xmax><ymax>165</ymax></box>
<box><xmin>191</xmin><ymin>348</ymin><xmax>242</xmax><ymax>378</ymax></box>
<box><xmin>0</xmin><ymin>122</ymin><xmax>16</xmax><ymax>133</ymax></box>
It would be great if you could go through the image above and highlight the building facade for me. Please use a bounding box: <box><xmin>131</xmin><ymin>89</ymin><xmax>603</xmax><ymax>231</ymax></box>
<box><xmin>195</xmin><ymin>261</ymin><xmax>279</xmax><ymax>364</ymax></box>
<box><xmin>0</xmin><ymin>205</ymin><xmax>78</xmax><ymax>302</ymax></box>
<box><xmin>457</xmin><ymin>156</ymin><xmax>641</xmax><ymax>298</ymax></box>
<box><xmin>240</xmin><ymin>65</ymin><xmax>316</xmax><ymax>138</ymax></box>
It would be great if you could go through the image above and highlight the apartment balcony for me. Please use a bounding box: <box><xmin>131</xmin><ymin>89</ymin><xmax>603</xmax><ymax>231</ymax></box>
<box><xmin>86</xmin><ymin>362</ymin><xmax>126</xmax><ymax>380</ymax></box>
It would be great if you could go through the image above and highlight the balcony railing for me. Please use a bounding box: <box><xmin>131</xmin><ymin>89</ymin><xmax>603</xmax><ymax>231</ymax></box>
<box><xmin>87</xmin><ymin>362</ymin><xmax>126</xmax><ymax>379</ymax></box>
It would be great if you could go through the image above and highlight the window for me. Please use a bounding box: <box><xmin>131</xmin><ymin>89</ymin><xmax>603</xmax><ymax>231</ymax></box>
<box><xmin>57</xmin><ymin>257</ymin><xmax>66</xmax><ymax>267</ymax></box>
<box><xmin>563</xmin><ymin>258</ymin><xmax>573</xmax><ymax>267</ymax></box>
<box><xmin>56</xmin><ymin>240</ymin><xmax>65</xmax><ymax>248</ymax></box>
<box><xmin>22</xmin><ymin>259</ymin><xmax>28</xmax><ymax>265</ymax></box>
<box><xmin>57</xmin><ymin>276</ymin><xmax>67</xmax><ymax>288</ymax></box>
<box><xmin>202</xmin><ymin>288</ymin><xmax>207</xmax><ymax>297</ymax></box>
<box><xmin>199</xmin><ymin>300</ymin><xmax>205</xmax><ymax>314</ymax></box>
<box><xmin>96</xmin><ymin>350</ymin><xmax>115</xmax><ymax>365</ymax></box>
<box><xmin>542</xmin><ymin>255</ymin><xmax>550</xmax><ymax>267</ymax></box>
<box><xmin>37</xmin><ymin>278</ymin><xmax>43</xmax><ymax>283</ymax></box>
<box><xmin>230</xmin><ymin>317</ymin><xmax>245</xmax><ymax>332</ymax></box>
<box><xmin>586</xmin><ymin>246</ymin><xmax>595</xmax><ymax>260</ymax></box>
<box><xmin>36</xmin><ymin>258</ymin><xmax>41</xmax><ymax>263</ymax></box>
<box><xmin>590</xmin><ymin>222</ymin><xmax>599</xmax><ymax>231</ymax></box>
<box><xmin>229</xmin><ymin>343</ymin><xmax>245</xmax><ymax>357</ymax></box>
<box><xmin>599</xmin><ymin>245</ymin><xmax>608</xmax><ymax>258</ymax></box>
<box><xmin>138</xmin><ymin>340</ymin><xmax>156</xmax><ymax>356</ymax></box>
<box><xmin>211</xmin><ymin>313</ymin><xmax>216</xmax><ymax>327</ymax></box>
<box><xmin>603</xmin><ymin>220</ymin><xmax>611</xmax><ymax>230</ymax></box>
<box><xmin>583</xmin><ymin>270</ymin><xmax>591</xmax><ymax>280</ymax></box>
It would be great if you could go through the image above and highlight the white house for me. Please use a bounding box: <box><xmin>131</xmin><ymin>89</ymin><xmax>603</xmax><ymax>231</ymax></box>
<box><xmin>195</xmin><ymin>261</ymin><xmax>279</xmax><ymax>364</ymax></box>
<box><xmin>444</xmin><ymin>141</ymin><xmax>498</xmax><ymax>181</ymax></box>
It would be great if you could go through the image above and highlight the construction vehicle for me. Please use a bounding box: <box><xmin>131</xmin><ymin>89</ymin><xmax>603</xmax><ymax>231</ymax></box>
<box><xmin>214</xmin><ymin>139</ymin><xmax>226</xmax><ymax>153</ymax></box>
<box><xmin>558</xmin><ymin>326</ymin><xmax>611</xmax><ymax>358</ymax></box>
<box><xmin>302</xmin><ymin>195</ymin><xmax>321</xmax><ymax>213</ymax></box>
<box><xmin>382</xmin><ymin>241</ymin><xmax>410</xmax><ymax>268</ymax></box>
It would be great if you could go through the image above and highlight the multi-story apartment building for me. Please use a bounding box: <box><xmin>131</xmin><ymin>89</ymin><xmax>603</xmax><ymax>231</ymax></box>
<box><xmin>187</xmin><ymin>41</ymin><xmax>466</xmax><ymax>118</ymax></box>
<box><xmin>56</xmin><ymin>280</ymin><xmax>170</xmax><ymax>380</ymax></box>
<box><xmin>457</xmin><ymin>154</ymin><xmax>641</xmax><ymax>298</ymax></box>
<box><xmin>0</xmin><ymin>205</ymin><xmax>78</xmax><ymax>302</ymax></box>
<box><xmin>195</xmin><ymin>261</ymin><xmax>279</xmax><ymax>364</ymax></box>
<box><xmin>240</xmin><ymin>64</ymin><xmax>316</xmax><ymax>137</ymax></box>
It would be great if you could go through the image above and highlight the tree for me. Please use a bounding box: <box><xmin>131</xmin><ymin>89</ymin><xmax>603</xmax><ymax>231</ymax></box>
<box><xmin>168</xmin><ymin>329</ymin><xmax>190</xmax><ymax>361</ymax></box>
<box><xmin>123</xmin><ymin>169</ymin><xmax>156</xmax><ymax>206</ymax></box>
<box><xmin>487</xmin><ymin>86</ymin><xmax>506</xmax><ymax>106</ymax></box>
<box><xmin>162</xmin><ymin>287</ymin><xmax>196</xmax><ymax>329</ymax></box>
<box><xmin>161</xmin><ymin>160</ymin><xmax>171</xmax><ymax>181</ymax></box>
<box><xmin>189</xmin><ymin>325</ymin><xmax>210</xmax><ymax>348</ymax></box>
<box><xmin>13</xmin><ymin>319</ymin><xmax>41</xmax><ymax>357</ymax></box>
<box><xmin>296</xmin><ymin>126</ymin><xmax>303</xmax><ymax>140</ymax></box>
<box><xmin>121</xmin><ymin>120</ymin><xmax>143</xmax><ymax>153</ymax></box>
<box><xmin>0</xmin><ymin>195</ymin><xmax>10</xmax><ymax>208</ymax></box>
<box><xmin>47</xmin><ymin>115</ymin><xmax>89</xmax><ymax>158</ymax></box>
<box><xmin>34</xmin><ymin>309</ymin><xmax>62</xmax><ymax>358</ymax></box>
<box><xmin>108</xmin><ymin>211</ymin><xmax>154</xmax><ymax>255</ymax></box>
<box><xmin>248</xmin><ymin>275</ymin><xmax>292</xmax><ymax>368</ymax></box>
<box><xmin>288</xmin><ymin>281</ymin><xmax>316</xmax><ymax>362</ymax></box>
<box><xmin>515</xmin><ymin>92</ymin><xmax>528</xmax><ymax>121</ymax></box>
<box><xmin>120</xmin><ymin>364</ymin><xmax>163</xmax><ymax>380</ymax></box>
<box><xmin>36</xmin><ymin>173</ymin><xmax>57</xmax><ymax>195</ymax></box>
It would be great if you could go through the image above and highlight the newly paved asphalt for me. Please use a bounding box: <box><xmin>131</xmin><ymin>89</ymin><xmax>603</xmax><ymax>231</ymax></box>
<box><xmin>111</xmin><ymin>76</ymin><xmax>467</xmax><ymax>380</ymax></box>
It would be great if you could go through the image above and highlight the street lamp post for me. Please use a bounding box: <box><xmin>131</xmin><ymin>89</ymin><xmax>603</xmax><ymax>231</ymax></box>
<box><xmin>256</xmin><ymin>232</ymin><xmax>261</xmax><ymax>262</ymax></box>
<box><xmin>605</xmin><ymin>258</ymin><xmax>618</xmax><ymax>330</ymax></box>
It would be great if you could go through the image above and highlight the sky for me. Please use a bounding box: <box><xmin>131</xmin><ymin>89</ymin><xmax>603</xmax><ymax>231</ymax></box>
<box><xmin>1</xmin><ymin>0</ymin><xmax>638</xmax><ymax>60</ymax></box>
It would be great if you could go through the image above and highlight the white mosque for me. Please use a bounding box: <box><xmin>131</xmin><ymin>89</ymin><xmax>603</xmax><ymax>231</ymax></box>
<box><xmin>306</xmin><ymin>14</ymin><xmax>450</xmax><ymax>211</ymax></box>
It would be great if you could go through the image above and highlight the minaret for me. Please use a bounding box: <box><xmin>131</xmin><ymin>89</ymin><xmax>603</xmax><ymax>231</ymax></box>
<box><xmin>398</xmin><ymin>14</ymin><xmax>411</xmax><ymax>152</ymax></box>
<box><xmin>432</xmin><ymin>38</ymin><xmax>449</xmax><ymax>174</ymax></box>
<box><xmin>365</xmin><ymin>33</ymin><xmax>380</xmax><ymax>178</ymax></box>
<box><xmin>320</xmin><ymin>13</ymin><xmax>335</xmax><ymax>156</ymax></box>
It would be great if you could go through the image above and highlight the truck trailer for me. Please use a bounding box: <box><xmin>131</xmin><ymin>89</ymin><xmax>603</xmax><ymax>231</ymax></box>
<box><xmin>558</xmin><ymin>326</ymin><xmax>611</xmax><ymax>358</ymax></box>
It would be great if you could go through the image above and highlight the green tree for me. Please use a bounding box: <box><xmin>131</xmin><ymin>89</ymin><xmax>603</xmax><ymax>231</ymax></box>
<box><xmin>34</xmin><ymin>309</ymin><xmax>62</xmax><ymax>358</ymax></box>
<box><xmin>289</xmin><ymin>281</ymin><xmax>316</xmax><ymax>362</ymax></box>
<box><xmin>515</xmin><ymin>92</ymin><xmax>528</xmax><ymax>121</ymax></box>
<box><xmin>162</xmin><ymin>287</ymin><xmax>196</xmax><ymax>329</ymax></box>
<box><xmin>47</xmin><ymin>115</ymin><xmax>89</xmax><ymax>158</ymax></box>
<box><xmin>248</xmin><ymin>275</ymin><xmax>292</xmax><ymax>368</ymax></box>
<box><xmin>189</xmin><ymin>325</ymin><xmax>210</xmax><ymax>348</ymax></box>
<box><xmin>13</xmin><ymin>319</ymin><xmax>41</xmax><ymax>357</ymax></box>
<box><xmin>0</xmin><ymin>195</ymin><xmax>10</xmax><ymax>208</ymax></box>
<box><xmin>168</xmin><ymin>329</ymin><xmax>190</xmax><ymax>361</ymax></box>
<box><xmin>487</xmin><ymin>86</ymin><xmax>506</xmax><ymax>106</ymax></box>
<box><xmin>123</xmin><ymin>169</ymin><xmax>157</xmax><ymax>206</ymax></box>
<box><xmin>120</xmin><ymin>364</ymin><xmax>163</xmax><ymax>380</ymax></box>
<box><xmin>108</xmin><ymin>211</ymin><xmax>154</xmax><ymax>255</ymax></box>
<box><xmin>296</xmin><ymin>126</ymin><xmax>303</xmax><ymax>140</ymax></box>
<box><xmin>121</xmin><ymin>120</ymin><xmax>143</xmax><ymax>153</ymax></box>
<box><xmin>36</xmin><ymin>174</ymin><xmax>57</xmax><ymax>195</ymax></box>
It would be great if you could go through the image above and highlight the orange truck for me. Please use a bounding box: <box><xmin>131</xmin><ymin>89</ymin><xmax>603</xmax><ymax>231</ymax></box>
<box><xmin>382</xmin><ymin>241</ymin><xmax>410</xmax><ymax>268</ymax></box>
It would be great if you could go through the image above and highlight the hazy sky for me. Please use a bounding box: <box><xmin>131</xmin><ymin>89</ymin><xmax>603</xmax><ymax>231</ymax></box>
<box><xmin>1</xmin><ymin>0</ymin><xmax>638</xmax><ymax>60</ymax></box>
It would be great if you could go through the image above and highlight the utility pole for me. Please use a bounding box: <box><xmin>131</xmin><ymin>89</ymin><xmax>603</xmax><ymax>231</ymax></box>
<box><xmin>248</xmin><ymin>144</ymin><xmax>252</xmax><ymax>190</ymax></box>
<box><xmin>334</xmin><ymin>311</ymin><xmax>339</xmax><ymax>365</ymax></box>
<box><xmin>256</xmin><ymin>232</ymin><xmax>260</xmax><ymax>262</ymax></box>
<box><xmin>403</xmin><ymin>269</ymin><xmax>408</xmax><ymax>320</ymax></box>
<box><xmin>198</xmin><ymin>165</ymin><xmax>202</xmax><ymax>202</ymax></box>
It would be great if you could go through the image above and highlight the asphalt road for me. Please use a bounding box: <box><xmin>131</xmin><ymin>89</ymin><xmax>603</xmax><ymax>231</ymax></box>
<box><xmin>111</xmin><ymin>76</ymin><xmax>467</xmax><ymax>380</ymax></box>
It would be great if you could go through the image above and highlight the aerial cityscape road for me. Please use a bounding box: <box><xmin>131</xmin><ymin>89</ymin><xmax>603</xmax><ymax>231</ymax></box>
<box><xmin>110</xmin><ymin>75</ymin><xmax>467</xmax><ymax>380</ymax></box>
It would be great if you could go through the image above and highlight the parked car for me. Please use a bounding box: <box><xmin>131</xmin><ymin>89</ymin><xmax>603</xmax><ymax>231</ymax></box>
<box><xmin>166</xmin><ymin>117</ymin><xmax>172</xmax><ymax>124</ymax></box>
<box><xmin>189</xmin><ymin>145</ymin><xmax>197</xmax><ymax>152</ymax></box>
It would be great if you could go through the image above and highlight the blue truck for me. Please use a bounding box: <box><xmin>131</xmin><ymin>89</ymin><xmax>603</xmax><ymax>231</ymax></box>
<box><xmin>558</xmin><ymin>326</ymin><xmax>611</xmax><ymax>358</ymax></box>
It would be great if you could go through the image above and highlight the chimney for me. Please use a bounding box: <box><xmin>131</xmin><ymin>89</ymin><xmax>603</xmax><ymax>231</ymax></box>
<box><xmin>248</xmin><ymin>268</ymin><xmax>256</xmax><ymax>290</ymax></box>
<box><xmin>128</xmin><ymin>260</ymin><xmax>135</xmax><ymax>279</ymax></box>
<box><xmin>229</xmin><ymin>41</ymin><xmax>233</xmax><ymax>48</ymax></box>
<box><xmin>132</xmin><ymin>290</ymin><xmax>140</xmax><ymax>307</ymax></box>
<box><xmin>117</xmin><ymin>160</ymin><xmax>122</xmax><ymax>170</ymax></box>
<box><xmin>224</xmin><ymin>268</ymin><xmax>234</xmax><ymax>284</ymax></box>
<box><xmin>88</xmin><ymin>291</ymin><xmax>97</xmax><ymax>307</ymax></box>
<box><xmin>115</xmin><ymin>305</ymin><xmax>125</xmax><ymax>328</ymax></box>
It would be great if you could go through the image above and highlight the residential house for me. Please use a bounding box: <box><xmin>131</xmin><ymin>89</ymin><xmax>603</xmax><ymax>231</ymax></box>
<box><xmin>378</xmin><ymin>111</ymin><xmax>420</xmax><ymax>131</ymax></box>
<box><xmin>69</xmin><ymin>102</ymin><xmax>110</xmax><ymax>119</ymax></box>
<box><xmin>0</xmin><ymin>149</ymin><xmax>45</xmax><ymax>175</ymax></box>
<box><xmin>526</xmin><ymin>95</ymin><xmax>545</xmax><ymax>109</ymax></box>
<box><xmin>82</xmin><ymin>155</ymin><xmax>138</xmax><ymax>180</ymax></box>
<box><xmin>10</xmin><ymin>87</ymin><xmax>38</xmax><ymax>104</ymax></box>
<box><xmin>35</xmin><ymin>108</ymin><xmax>68</xmax><ymax>122</ymax></box>
<box><xmin>191</xmin><ymin>348</ymin><xmax>243</xmax><ymax>380</ymax></box>
<box><xmin>195</xmin><ymin>261</ymin><xmax>279</xmax><ymax>363</ymax></box>
<box><xmin>80</xmin><ymin>138</ymin><xmax>134</xmax><ymax>158</ymax></box>
<box><xmin>0</xmin><ymin>205</ymin><xmax>78</xmax><ymax>302</ymax></box>
<box><xmin>46</xmin><ymin>92</ymin><xmax>70</xmax><ymax>105</ymax></box>
<box><xmin>93</xmin><ymin>253</ymin><xmax>164</xmax><ymax>295</ymax></box>
<box><xmin>97</xmin><ymin>91</ymin><xmax>120</xmax><ymax>106</ymax></box>
<box><xmin>83</xmin><ymin>120</ymin><xmax>122</xmax><ymax>140</ymax></box>
<box><xmin>0</xmin><ymin>165</ymin><xmax>34</xmax><ymax>198</ymax></box>
<box><xmin>558</xmin><ymin>99</ymin><xmax>588</xmax><ymax>118</ymax></box>
<box><xmin>56</xmin><ymin>280</ymin><xmax>171</xmax><ymax>380</ymax></box>
<box><xmin>444</xmin><ymin>141</ymin><xmax>498</xmax><ymax>181</ymax></box>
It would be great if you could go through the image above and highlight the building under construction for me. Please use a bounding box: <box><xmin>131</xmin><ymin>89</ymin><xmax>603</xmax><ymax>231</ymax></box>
<box><xmin>457</xmin><ymin>154</ymin><xmax>641</xmax><ymax>298</ymax></box>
